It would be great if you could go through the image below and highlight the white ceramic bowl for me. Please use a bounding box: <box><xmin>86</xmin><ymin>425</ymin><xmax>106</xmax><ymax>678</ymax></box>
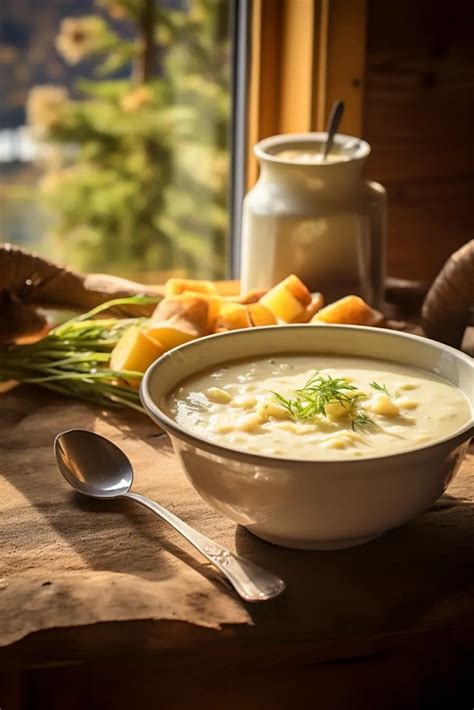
<box><xmin>140</xmin><ymin>326</ymin><xmax>473</xmax><ymax>550</ymax></box>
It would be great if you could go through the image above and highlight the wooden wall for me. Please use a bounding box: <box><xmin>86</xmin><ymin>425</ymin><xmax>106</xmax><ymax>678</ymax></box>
<box><xmin>363</xmin><ymin>0</ymin><xmax>474</xmax><ymax>282</ymax></box>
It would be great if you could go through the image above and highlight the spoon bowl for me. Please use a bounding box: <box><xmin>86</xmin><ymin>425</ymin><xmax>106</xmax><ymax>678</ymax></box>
<box><xmin>55</xmin><ymin>429</ymin><xmax>133</xmax><ymax>498</ymax></box>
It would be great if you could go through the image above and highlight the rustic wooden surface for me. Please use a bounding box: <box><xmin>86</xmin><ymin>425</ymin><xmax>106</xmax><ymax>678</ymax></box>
<box><xmin>1</xmin><ymin>386</ymin><xmax>474</xmax><ymax>708</ymax></box>
<box><xmin>364</xmin><ymin>0</ymin><xmax>474</xmax><ymax>282</ymax></box>
<box><xmin>0</xmin><ymin>387</ymin><xmax>249</xmax><ymax>648</ymax></box>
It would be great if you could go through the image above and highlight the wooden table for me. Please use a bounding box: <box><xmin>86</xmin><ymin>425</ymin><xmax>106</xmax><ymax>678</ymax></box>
<box><xmin>1</xmin><ymin>386</ymin><xmax>473</xmax><ymax>710</ymax></box>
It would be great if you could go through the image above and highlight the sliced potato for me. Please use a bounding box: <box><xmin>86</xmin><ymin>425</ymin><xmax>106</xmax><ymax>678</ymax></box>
<box><xmin>176</xmin><ymin>290</ymin><xmax>265</xmax><ymax>331</ymax></box>
<box><xmin>233</xmin><ymin>288</ymin><xmax>268</xmax><ymax>305</ymax></box>
<box><xmin>147</xmin><ymin>295</ymin><xmax>209</xmax><ymax>349</ymax></box>
<box><xmin>312</xmin><ymin>295</ymin><xmax>384</xmax><ymax>326</ymax></box>
<box><xmin>284</xmin><ymin>274</ymin><xmax>312</xmax><ymax>306</ymax></box>
<box><xmin>164</xmin><ymin>278</ymin><xmax>216</xmax><ymax>297</ymax></box>
<box><xmin>146</xmin><ymin>325</ymin><xmax>196</xmax><ymax>350</ymax></box>
<box><xmin>256</xmin><ymin>396</ymin><xmax>290</xmax><ymax>420</ymax></box>
<box><xmin>214</xmin><ymin>303</ymin><xmax>251</xmax><ymax>332</ymax></box>
<box><xmin>247</xmin><ymin>303</ymin><xmax>277</xmax><ymax>327</ymax></box>
<box><xmin>291</xmin><ymin>293</ymin><xmax>324</xmax><ymax>323</ymax></box>
<box><xmin>180</xmin><ymin>290</ymin><xmax>225</xmax><ymax>331</ymax></box>
<box><xmin>369</xmin><ymin>393</ymin><xmax>399</xmax><ymax>416</ymax></box>
<box><xmin>110</xmin><ymin>326</ymin><xmax>165</xmax><ymax>375</ymax></box>
<box><xmin>205</xmin><ymin>387</ymin><xmax>233</xmax><ymax>404</ymax></box>
<box><xmin>260</xmin><ymin>275</ymin><xmax>312</xmax><ymax>322</ymax></box>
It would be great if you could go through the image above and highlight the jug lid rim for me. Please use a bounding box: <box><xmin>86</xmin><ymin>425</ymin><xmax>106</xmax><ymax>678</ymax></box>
<box><xmin>255</xmin><ymin>132</ymin><xmax>370</xmax><ymax>165</ymax></box>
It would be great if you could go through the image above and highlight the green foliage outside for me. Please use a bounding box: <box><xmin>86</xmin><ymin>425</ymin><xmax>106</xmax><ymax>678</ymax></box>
<box><xmin>28</xmin><ymin>0</ymin><xmax>230</xmax><ymax>281</ymax></box>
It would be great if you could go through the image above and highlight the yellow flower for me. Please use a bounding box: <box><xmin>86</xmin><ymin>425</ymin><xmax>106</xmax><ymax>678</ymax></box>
<box><xmin>40</xmin><ymin>166</ymin><xmax>87</xmax><ymax>193</ymax></box>
<box><xmin>120</xmin><ymin>86</ymin><xmax>153</xmax><ymax>113</ymax></box>
<box><xmin>55</xmin><ymin>16</ymin><xmax>105</xmax><ymax>65</ymax></box>
<box><xmin>39</xmin><ymin>170</ymin><xmax>67</xmax><ymax>193</ymax></box>
<box><xmin>27</xmin><ymin>86</ymin><xmax>69</xmax><ymax>130</ymax></box>
<box><xmin>106</xmin><ymin>3</ymin><xmax>128</xmax><ymax>20</ymax></box>
<box><xmin>189</xmin><ymin>2</ymin><xmax>206</xmax><ymax>23</ymax></box>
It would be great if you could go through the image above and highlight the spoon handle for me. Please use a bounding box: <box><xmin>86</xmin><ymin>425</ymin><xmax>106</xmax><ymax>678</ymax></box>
<box><xmin>124</xmin><ymin>491</ymin><xmax>285</xmax><ymax>602</ymax></box>
<box><xmin>321</xmin><ymin>99</ymin><xmax>345</xmax><ymax>159</ymax></box>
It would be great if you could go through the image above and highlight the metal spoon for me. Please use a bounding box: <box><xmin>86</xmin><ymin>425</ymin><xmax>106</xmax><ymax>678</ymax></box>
<box><xmin>320</xmin><ymin>99</ymin><xmax>345</xmax><ymax>161</ymax></box>
<box><xmin>54</xmin><ymin>429</ymin><xmax>286</xmax><ymax>602</ymax></box>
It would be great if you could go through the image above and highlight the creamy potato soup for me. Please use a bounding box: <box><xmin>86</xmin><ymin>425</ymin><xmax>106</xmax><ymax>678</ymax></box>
<box><xmin>167</xmin><ymin>356</ymin><xmax>471</xmax><ymax>460</ymax></box>
<box><xmin>276</xmin><ymin>149</ymin><xmax>349</xmax><ymax>164</ymax></box>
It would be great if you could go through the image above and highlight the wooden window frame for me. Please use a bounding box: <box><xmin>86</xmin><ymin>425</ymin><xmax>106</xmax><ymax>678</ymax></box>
<box><xmin>246</xmin><ymin>0</ymin><xmax>367</xmax><ymax>188</ymax></box>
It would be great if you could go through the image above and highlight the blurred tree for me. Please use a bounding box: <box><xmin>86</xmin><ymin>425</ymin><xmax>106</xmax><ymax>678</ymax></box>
<box><xmin>27</xmin><ymin>0</ymin><xmax>230</xmax><ymax>280</ymax></box>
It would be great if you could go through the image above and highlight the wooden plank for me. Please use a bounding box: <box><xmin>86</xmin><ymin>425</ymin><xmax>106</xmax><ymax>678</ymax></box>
<box><xmin>246</xmin><ymin>0</ymin><xmax>318</xmax><ymax>187</ymax></box>
<box><xmin>314</xmin><ymin>0</ymin><xmax>367</xmax><ymax>135</ymax></box>
<box><xmin>246</xmin><ymin>0</ymin><xmax>283</xmax><ymax>187</ymax></box>
<box><xmin>363</xmin><ymin>0</ymin><xmax>474</xmax><ymax>280</ymax></box>
<box><xmin>387</xmin><ymin>199</ymin><xmax>473</xmax><ymax>280</ymax></box>
<box><xmin>278</xmin><ymin>0</ymin><xmax>316</xmax><ymax>133</ymax></box>
<box><xmin>18</xmin><ymin>628</ymin><xmax>474</xmax><ymax>709</ymax></box>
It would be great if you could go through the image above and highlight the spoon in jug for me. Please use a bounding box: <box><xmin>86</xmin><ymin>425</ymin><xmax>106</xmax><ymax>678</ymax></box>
<box><xmin>54</xmin><ymin>429</ymin><xmax>286</xmax><ymax>602</ymax></box>
<box><xmin>320</xmin><ymin>100</ymin><xmax>345</xmax><ymax>161</ymax></box>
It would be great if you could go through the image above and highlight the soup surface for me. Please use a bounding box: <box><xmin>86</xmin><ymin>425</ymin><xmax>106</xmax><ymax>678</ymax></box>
<box><xmin>276</xmin><ymin>149</ymin><xmax>349</xmax><ymax>164</ymax></box>
<box><xmin>167</xmin><ymin>355</ymin><xmax>471</xmax><ymax>460</ymax></box>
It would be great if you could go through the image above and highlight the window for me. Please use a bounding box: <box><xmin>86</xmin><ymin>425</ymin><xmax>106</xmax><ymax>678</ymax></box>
<box><xmin>0</xmin><ymin>0</ymin><xmax>236</xmax><ymax>282</ymax></box>
<box><xmin>3</xmin><ymin>0</ymin><xmax>465</xmax><ymax>289</ymax></box>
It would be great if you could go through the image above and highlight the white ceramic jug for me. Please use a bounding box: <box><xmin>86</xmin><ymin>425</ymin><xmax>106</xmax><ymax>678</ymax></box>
<box><xmin>240</xmin><ymin>133</ymin><xmax>387</xmax><ymax>307</ymax></box>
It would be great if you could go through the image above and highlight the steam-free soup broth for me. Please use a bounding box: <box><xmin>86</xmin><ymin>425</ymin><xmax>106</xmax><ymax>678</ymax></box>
<box><xmin>167</xmin><ymin>355</ymin><xmax>471</xmax><ymax>460</ymax></box>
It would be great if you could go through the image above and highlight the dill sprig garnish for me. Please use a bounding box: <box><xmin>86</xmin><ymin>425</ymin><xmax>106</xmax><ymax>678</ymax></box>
<box><xmin>351</xmin><ymin>410</ymin><xmax>376</xmax><ymax>432</ymax></box>
<box><xmin>272</xmin><ymin>372</ymin><xmax>375</xmax><ymax>430</ymax></box>
<box><xmin>370</xmin><ymin>381</ymin><xmax>390</xmax><ymax>396</ymax></box>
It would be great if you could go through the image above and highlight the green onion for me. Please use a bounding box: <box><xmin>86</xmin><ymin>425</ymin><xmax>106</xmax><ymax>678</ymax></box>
<box><xmin>0</xmin><ymin>296</ymin><xmax>161</xmax><ymax>413</ymax></box>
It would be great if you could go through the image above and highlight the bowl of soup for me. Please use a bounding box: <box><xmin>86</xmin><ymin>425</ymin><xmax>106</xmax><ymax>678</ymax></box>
<box><xmin>140</xmin><ymin>325</ymin><xmax>473</xmax><ymax>550</ymax></box>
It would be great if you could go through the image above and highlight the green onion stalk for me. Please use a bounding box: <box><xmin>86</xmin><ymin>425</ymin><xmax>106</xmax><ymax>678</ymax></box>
<box><xmin>0</xmin><ymin>297</ymin><xmax>161</xmax><ymax>413</ymax></box>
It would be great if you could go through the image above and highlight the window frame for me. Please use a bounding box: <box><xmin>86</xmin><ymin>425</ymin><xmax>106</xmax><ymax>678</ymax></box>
<box><xmin>229</xmin><ymin>0</ymin><xmax>251</xmax><ymax>279</ymax></box>
<box><xmin>231</xmin><ymin>0</ymin><xmax>367</xmax><ymax>277</ymax></box>
<box><xmin>243</xmin><ymin>0</ymin><xmax>367</xmax><ymax>188</ymax></box>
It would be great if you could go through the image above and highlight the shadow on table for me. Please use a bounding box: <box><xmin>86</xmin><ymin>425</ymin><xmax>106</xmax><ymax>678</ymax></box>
<box><xmin>3</xmin><ymin>392</ymin><xmax>227</xmax><ymax>595</ymax></box>
<box><xmin>63</xmin><ymin>491</ymin><xmax>227</xmax><ymax>590</ymax></box>
<box><xmin>234</xmin><ymin>494</ymin><xmax>474</xmax><ymax>632</ymax></box>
